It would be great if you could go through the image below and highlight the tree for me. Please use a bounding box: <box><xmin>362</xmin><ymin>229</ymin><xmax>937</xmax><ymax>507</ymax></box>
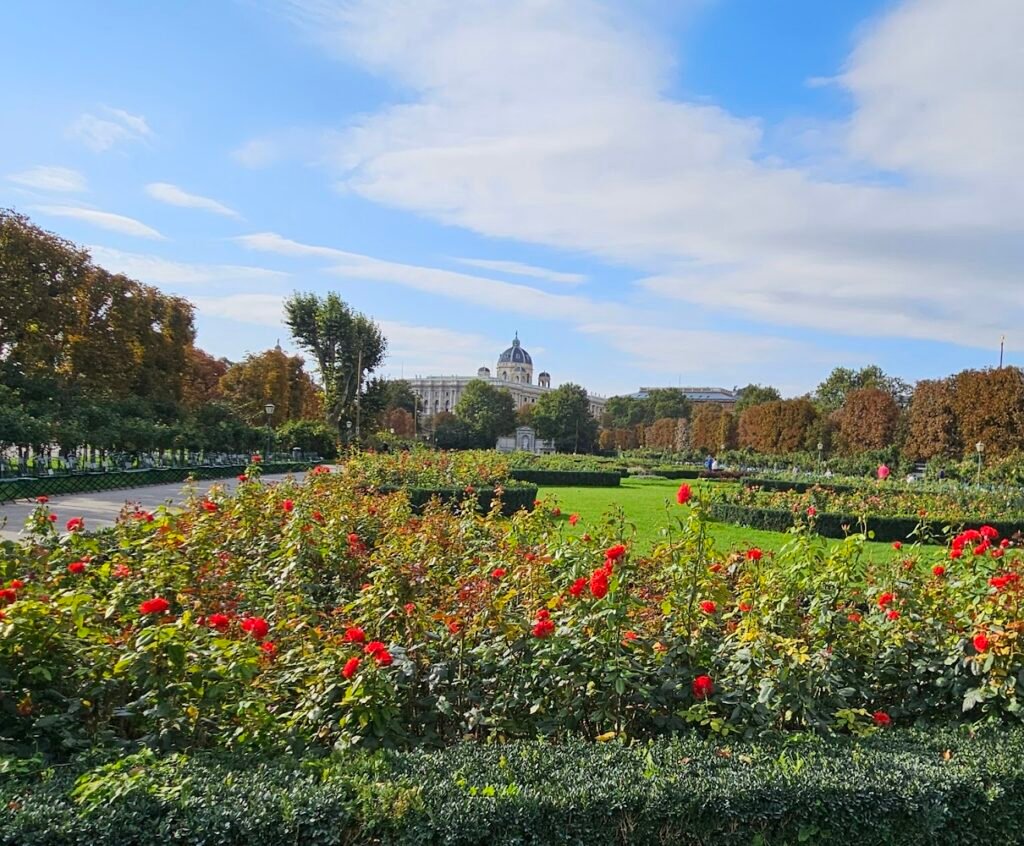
<box><xmin>453</xmin><ymin>380</ymin><xmax>517</xmax><ymax>448</ymax></box>
<box><xmin>602</xmin><ymin>389</ymin><xmax>690</xmax><ymax>429</ymax></box>
<box><xmin>429</xmin><ymin>411</ymin><xmax>471</xmax><ymax>450</ymax></box>
<box><xmin>690</xmin><ymin>404</ymin><xmax>724</xmax><ymax>453</ymax></box>
<box><xmin>951</xmin><ymin>367</ymin><xmax>1024</xmax><ymax>459</ymax></box>
<box><xmin>532</xmin><ymin>384</ymin><xmax>599</xmax><ymax>453</ymax></box>
<box><xmin>284</xmin><ymin>293</ymin><xmax>386</xmax><ymax>434</ymax></box>
<box><xmin>739</xmin><ymin>399</ymin><xmax>819</xmax><ymax>453</ymax></box>
<box><xmin>903</xmin><ymin>379</ymin><xmax>959</xmax><ymax>461</ymax></box>
<box><xmin>275</xmin><ymin>419</ymin><xmax>339</xmax><ymax>459</ymax></box>
<box><xmin>815</xmin><ymin>365</ymin><xmax>908</xmax><ymax>412</ymax></box>
<box><xmin>735</xmin><ymin>384</ymin><xmax>781</xmax><ymax>412</ymax></box>
<box><xmin>181</xmin><ymin>347</ymin><xmax>228</xmax><ymax>411</ymax></box>
<box><xmin>832</xmin><ymin>387</ymin><xmax>900</xmax><ymax>453</ymax></box>
<box><xmin>219</xmin><ymin>346</ymin><xmax>322</xmax><ymax>427</ymax></box>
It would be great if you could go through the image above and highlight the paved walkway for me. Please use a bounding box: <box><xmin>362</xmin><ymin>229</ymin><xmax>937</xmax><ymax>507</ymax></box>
<box><xmin>0</xmin><ymin>472</ymin><xmax>300</xmax><ymax>542</ymax></box>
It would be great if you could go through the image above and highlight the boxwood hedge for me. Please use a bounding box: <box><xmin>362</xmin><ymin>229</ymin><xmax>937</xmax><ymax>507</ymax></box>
<box><xmin>510</xmin><ymin>469</ymin><xmax>622</xmax><ymax>487</ymax></box>
<box><xmin>740</xmin><ymin>477</ymin><xmax>857</xmax><ymax>494</ymax></box>
<box><xmin>379</xmin><ymin>484</ymin><xmax>538</xmax><ymax>516</ymax></box>
<box><xmin>711</xmin><ymin>502</ymin><xmax>1024</xmax><ymax>543</ymax></box>
<box><xmin>3</xmin><ymin>730</ymin><xmax>1024</xmax><ymax>845</ymax></box>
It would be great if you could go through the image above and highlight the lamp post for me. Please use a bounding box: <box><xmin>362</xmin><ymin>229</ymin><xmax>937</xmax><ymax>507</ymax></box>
<box><xmin>346</xmin><ymin>420</ymin><xmax>353</xmax><ymax>448</ymax></box>
<box><xmin>264</xmin><ymin>402</ymin><xmax>275</xmax><ymax>461</ymax></box>
<box><xmin>817</xmin><ymin>441</ymin><xmax>824</xmax><ymax>471</ymax></box>
<box><xmin>976</xmin><ymin>441</ymin><xmax>985</xmax><ymax>484</ymax></box>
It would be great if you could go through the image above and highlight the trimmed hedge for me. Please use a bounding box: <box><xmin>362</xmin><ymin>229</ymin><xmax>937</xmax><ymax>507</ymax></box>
<box><xmin>740</xmin><ymin>477</ymin><xmax>856</xmax><ymax>494</ymax></box>
<box><xmin>711</xmin><ymin>501</ymin><xmax>1024</xmax><ymax>543</ymax></box>
<box><xmin>4</xmin><ymin>730</ymin><xmax>1024</xmax><ymax>845</ymax></box>
<box><xmin>378</xmin><ymin>484</ymin><xmax>538</xmax><ymax>516</ymax></box>
<box><xmin>510</xmin><ymin>468</ymin><xmax>622</xmax><ymax>487</ymax></box>
<box><xmin>626</xmin><ymin>467</ymin><xmax>744</xmax><ymax>481</ymax></box>
<box><xmin>0</xmin><ymin>463</ymin><xmax>313</xmax><ymax>504</ymax></box>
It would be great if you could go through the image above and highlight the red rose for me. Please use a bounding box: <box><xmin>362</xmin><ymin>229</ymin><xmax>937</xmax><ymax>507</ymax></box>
<box><xmin>282</xmin><ymin>499</ymin><xmax>294</xmax><ymax>513</ymax></box>
<box><xmin>949</xmin><ymin>548</ymin><xmax>963</xmax><ymax>559</ymax></box>
<box><xmin>806</xmin><ymin>506</ymin><xmax>816</xmax><ymax>517</ymax></box>
<box><xmin>622</xmin><ymin>630</ymin><xmax>638</xmax><ymax>643</ymax></box>
<box><xmin>738</xmin><ymin>602</ymin><xmax>752</xmax><ymax>613</ymax></box>
<box><xmin>8</xmin><ymin>580</ymin><xmax>24</xmax><ymax>590</ymax></box>
<box><xmin>48</xmin><ymin>514</ymin><xmax>57</xmax><ymax>522</ymax></box>
<box><xmin>708</xmin><ymin>563</ymin><xmax>722</xmax><ymax>574</ymax></box>
<box><xmin>208</xmin><ymin>613</ymin><xmax>231</xmax><ymax>631</ymax></box>
<box><xmin>699</xmin><ymin>600</ymin><xmax>717</xmax><ymax>615</ymax></box>
<box><xmin>692</xmin><ymin>675</ymin><xmax>714</xmax><ymax>700</ymax></box>
<box><xmin>568</xmin><ymin>514</ymin><xmax>579</xmax><ymax>526</ymax></box>
<box><xmin>569</xmin><ymin>577</ymin><xmax>587</xmax><ymax>598</ymax></box>
<box><xmin>676</xmin><ymin>483</ymin><xmax>692</xmax><ymax>505</ymax></box>
<box><xmin>886</xmin><ymin>609</ymin><xmax>900</xmax><ymax>620</ymax></box>
<box><xmin>877</xmin><ymin>592</ymin><xmax>895</xmax><ymax>609</ymax></box>
<box><xmin>746</xmin><ymin>548</ymin><xmax>763</xmax><ymax>561</ymax></box>
<box><xmin>536</xmin><ymin>608</ymin><xmax>550</xmax><ymax>620</ymax></box>
<box><xmin>973</xmin><ymin>633</ymin><xmax>990</xmax><ymax>652</ymax></box>
<box><xmin>491</xmin><ymin>568</ymin><xmax>506</xmax><ymax>580</ymax></box>
<box><xmin>847</xmin><ymin>612</ymin><xmax>862</xmax><ymax>623</ymax></box>
<box><xmin>373</xmin><ymin>649</ymin><xmax>393</xmax><ymax>667</ymax></box>
<box><xmin>138</xmin><ymin>597</ymin><xmax>169</xmax><ymax>615</ymax></box>
<box><xmin>35</xmin><ymin>496</ymin><xmax>49</xmax><ymax>504</ymax></box>
<box><xmin>589</xmin><ymin>568</ymin><xmax>609</xmax><ymax>599</ymax></box>
<box><xmin>932</xmin><ymin>565</ymin><xmax>946</xmax><ymax>577</ymax></box>
<box><xmin>891</xmin><ymin>542</ymin><xmax>902</xmax><ymax>550</ymax></box>
<box><xmin>532</xmin><ymin>618</ymin><xmax>555</xmax><ymax>638</ymax></box>
<box><xmin>344</xmin><ymin>626</ymin><xmax>367</xmax><ymax>644</ymax></box>
<box><xmin>201</xmin><ymin>500</ymin><xmax>218</xmax><ymax>513</ymax></box>
<box><xmin>605</xmin><ymin>544</ymin><xmax>627</xmax><ymax>561</ymax></box>
<box><xmin>251</xmin><ymin>454</ymin><xmax>262</xmax><ymax>463</ymax></box>
<box><xmin>980</xmin><ymin>525</ymin><xmax>999</xmax><ymax>540</ymax></box>
<box><xmin>872</xmin><ymin>710</ymin><xmax>891</xmax><ymax>727</ymax></box>
<box><xmin>0</xmin><ymin>589</ymin><xmax>16</xmax><ymax>605</ymax></box>
<box><xmin>241</xmin><ymin>616</ymin><xmax>270</xmax><ymax>640</ymax></box>
<box><xmin>447</xmin><ymin>620</ymin><xmax>461</xmax><ymax>634</ymax></box>
<box><xmin>364</xmin><ymin>640</ymin><xmax>387</xmax><ymax>656</ymax></box>
<box><xmin>67</xmin><ymin>561</ymin><xmax>86</xmax><ymax>574</ymax></box>
<box><xmin>237</xmin><ymin>474</ymin><xmax>248</xmax><ymax>482</ymax></box>
<box><xmin>342</xmin><ymin>657</ymin><xmax>360</xmax><ymax>679</ymax></box>
<box><xmin>66</xmin><ymin>517</ymin><xmax>84</xmax><ymax>532</ymax></box>
<box><xmin>403</xmin><ymin>602</ymin><xmax>416</xmax><ymax>615</ymax></box>
<box><xmin>260</xmin><ymin>641</ymin><xmax>277</xmax><ymax>658</ymax></box>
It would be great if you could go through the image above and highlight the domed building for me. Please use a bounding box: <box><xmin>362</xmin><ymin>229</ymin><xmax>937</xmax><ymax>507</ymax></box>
<box><xmin>404</xmin><ymin>335</ymin><xmax>606</xmax><ymax>448</ymax></box>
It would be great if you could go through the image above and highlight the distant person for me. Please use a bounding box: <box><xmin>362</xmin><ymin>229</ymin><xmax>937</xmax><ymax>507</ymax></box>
<box><xmin>938</xmin><ymin>469</ymin><xmax>946</xmax><ymax>480</ymax></box>
<box><xmin>877</xmin><ymin>463</ymin><xmax>890</xmax><ymax>480</ymax></box>
<box><xmin>824</xmin><ymin>468</ymin><xmax>833</xmax><ymax>478</ymax></box>
<box><xmin>711</xmin><ymin>457</ymin><xmax>720</xmax><ymax>472</ymax></box>
<box><xmin>704</xmin><ymin>455</ymin><xmax>713</xmax><ymax>471</ymax></box>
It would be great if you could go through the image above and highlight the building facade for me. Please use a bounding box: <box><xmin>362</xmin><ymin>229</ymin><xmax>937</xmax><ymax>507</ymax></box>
<box><xmin>406</xmin><ymin>334</ymin><xmax>606</xmax><ymax>421</ymax></box>
<box><xmin>630</xmin><ymin>386</ymin><xmax>738</xmax><ymax>412</ymax></box>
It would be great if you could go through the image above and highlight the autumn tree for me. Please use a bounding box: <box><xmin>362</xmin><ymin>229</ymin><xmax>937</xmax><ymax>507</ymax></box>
<box><xmin>690</xmin><ymin>404</ymin><xmax>724</xmax><ymax>453</ymax></box>
<box><xmin>284</xmin><ymin>292</ymin><xmax>386</xmax><ymax>434</ymax></box>
<box><xmin>903</xmin><ymin>379</ymin><xmax>959</xmax><ymax>460</ymax></box>
<box><xmin>181</xmin><ymin>347</ymin><xmax>228</xmax><ymax>411</ymax></box>
<box><xmin>951</xmin><ymin>367</ymin><xmax>1024</xmax><ymax>459</ymax></box>
<box><xmin>219</xmin><ymin>346</ymin><xmax>322</xmax><ymax>427</ymax></box>
<box><xmin>832</xmin><ymin>387</ymin><xmax>900</xmax><ymax>453</ymax></box>
<box><xmin>739</xmin><ymin>399</ymin><xmax>818</xmax><ymax>453</ymax></box>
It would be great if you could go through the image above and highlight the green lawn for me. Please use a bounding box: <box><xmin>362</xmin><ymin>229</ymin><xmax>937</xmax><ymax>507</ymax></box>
<box><xmin>538</xmin><ymin>477</ymin><xmax>915</xmax><ymax>558</ymax></box>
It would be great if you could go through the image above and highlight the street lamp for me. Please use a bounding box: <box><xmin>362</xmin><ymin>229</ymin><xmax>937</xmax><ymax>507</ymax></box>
<box><xmin>817</xmin><ymin>441</ymin><xmax>824</xmax><ymax>470</ymax></box>
<box><xmin>976</xmin><ymin>441</ymin><xmax>985</xmax><ymax>484</ymax></box>
<box><xmin>264</xmin><ymin>403</ymin><xmax>275</xmax><ymax>460</ymax></box>
<box><xmin>346</xmin><ymin>420</ymin><xmax>353</xmax><ymax>448</ymax></box>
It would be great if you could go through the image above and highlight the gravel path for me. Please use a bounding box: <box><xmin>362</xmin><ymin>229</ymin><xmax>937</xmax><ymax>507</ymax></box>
<box><xmin>0</xmin><ymin>472</ymin><xmax>301</xmax><ymax>542</ymax></box>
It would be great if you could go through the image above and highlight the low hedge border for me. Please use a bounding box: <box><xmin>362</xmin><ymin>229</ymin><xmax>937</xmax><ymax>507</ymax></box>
<box><xmin>510</xmin><ymin>469</ymin><xmax>621</xmax><ymax>487</ymax></box>
<box><xmin>377</xmin><ymin>485</ymin><xmax>538</xmax><ymax>516</ymax></box>
<box><xmin>4</xmin><ymin>730</ymin><xmax>1024</xmax><ymax>845</ymax></box>
<box><xmin>0</xmin><ymin>463</ymin><xmax>313</xmax><ymax>504</ymax></box>
<box><xmin>740</xmin><ymin>477</ymin><xmax>857</xmax><ymax>494</ymax></box>
<box><xmin>628</xmin><ymin>468</ymin><xmax>744</xmax><ymax>481</ymax></box>
<box><xmin>711</xmin><ymin>501</ymin><xmax>1024</xmax><ymax>543</ymax></box>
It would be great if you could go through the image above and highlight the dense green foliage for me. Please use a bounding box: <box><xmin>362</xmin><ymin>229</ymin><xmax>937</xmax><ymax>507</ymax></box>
<box><xmin>453</xmin><ymin>380</ymin><xmax>517</xmax><ymax>448</ymax></box>
<box><xmin>4</xmin><ymin>730</ymin><xmax>1024</xmax><ymax>845</ymax></box>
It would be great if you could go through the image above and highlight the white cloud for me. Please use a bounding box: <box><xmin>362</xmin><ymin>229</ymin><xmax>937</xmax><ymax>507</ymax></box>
<box><xmin>235</xmin><ymin>231</ymin><xmax>620</xmax><ymax>322</ymax></box>
<box><xmin>273</xmin><ymin>0</ymin><xmax>1024</xmax><ymax>357</ymax></box>
<box><xmin>453</xmin><ymin>257</ymin><xmax>585</xmax><ymax>285</ymax></box>
<box><xmin>145</xmin><ymin>182</ymin><xmax>240</xmax><ymax>218</ymax></box>
<box><xmin>378</xmin><ymin>321</ymin><xmax>495</xmax><ymax>377</ymax></box>
<box><xmin>231</xmin><ymin>138</ymin><xmax>282</xmax><ymax>168</ymax></box>
<box><xmin>68</xmin><ymin>107</ymin><xmax>153</xmax><ymax>152</ymax></box>
<box><xmin>7</xmin><ymin>166</ymin><xmax>87</xmax><ymax>193</ymax></box>
<box><xmin>33</xmin><ymin>205</ymin><xmax>164</xmax><ymax>239</ymax></box>
<box><xmin>87</xmin><ymin>246</ymin><xmax>287</xmax><ymax>286</ymax></box>
<box><xmin>191</xmin><ymin>293</ymin><xmax>286</xmax><ymax>326</ymax></box>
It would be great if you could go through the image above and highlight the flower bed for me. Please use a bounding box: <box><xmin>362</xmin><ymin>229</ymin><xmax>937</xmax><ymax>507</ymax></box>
<box><xmin>4</xmin><ymin>730</ymin><xmax>1024</xmax><ymax>845</ymax></box>
<box><xmin>3</xmin><ymin>473</ymin><xmax>1023</xmax><ymax>759</ymax></box>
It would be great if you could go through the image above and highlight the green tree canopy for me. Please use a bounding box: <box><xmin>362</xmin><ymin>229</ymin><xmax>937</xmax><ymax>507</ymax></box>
<box><xmin>284</xmin><ymin>292</ymin><xmax>386</xmax><ymax>434</ymax></box>
<box><xmin>454</xmin><ymin>380</ymin><xmax>517</xmax><ymax>448</ymax></box>
<box><xmin>735</xmin><ymin>383</ymin><xmax>782</xmax><ymax>412</ymax></box>
<box><xmin>533</xmin><ymin>383</ymin><xmax>599</xmax><ymax>453</ymax></box>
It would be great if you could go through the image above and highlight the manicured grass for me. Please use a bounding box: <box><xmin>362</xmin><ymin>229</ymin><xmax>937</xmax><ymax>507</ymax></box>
<box><xmin>538</xmin><ymin>477</ymin><xmax>921</xmax><ymax>558</ymax></box>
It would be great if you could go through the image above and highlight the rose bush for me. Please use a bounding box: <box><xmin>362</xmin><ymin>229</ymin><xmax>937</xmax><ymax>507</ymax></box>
<box><xmin>1</xmin><ymin>460</ymin><xmax>1023</xmax><ymax>759</ymax></box>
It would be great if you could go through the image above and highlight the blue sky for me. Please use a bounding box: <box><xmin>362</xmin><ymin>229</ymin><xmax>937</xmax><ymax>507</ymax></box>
<box><xmin>3</xmin><ymin>0</ymin><xmax>1019</xmax><ymax>398</ymax></box>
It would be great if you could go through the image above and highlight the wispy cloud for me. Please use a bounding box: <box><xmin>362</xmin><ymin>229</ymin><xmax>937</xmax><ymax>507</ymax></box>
<box><xmin>145</xmin><ymin>182</ymin><xmax>240</xmax><ymax>218</ymax></box>
<box><xmin>453</xmin><ymin>257</ymin><xmax>585</xmax><ymax>285</ymax></box>
<box><xmin>68</xmin><ymin>107</ymin><xmax>152</xmax><ymax>152</ymax></box>
<box><xmin>87</xmin><ymin>246</ymin><xmax>286</xmax><ymax>286</ymax></box>
<box><xmin>191</xmin><ymin>293</ymin><xmax>286</xmax><ymax>325</ymax></box>
<box><xmin>6</xmin><ymin>165</ymin><xmax>87</xmax><ymax>193</ymax></box>
<box><xmin>235</xmin><ymin>231</ymin><xmax>620</xmax><ymax>322</ymax></box>
<box><xmin>33</xmin><ymin>205</ymin><xmax>164</xmax><ymax>239</ymax></box>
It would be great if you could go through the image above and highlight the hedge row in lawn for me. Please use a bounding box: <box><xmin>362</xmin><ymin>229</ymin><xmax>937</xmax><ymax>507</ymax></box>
<box><xmin>711</xmin><ymin>501</ymin><xmax>1024</xmax><ymax>543</ymax></box>
<box><xmin>0</xmin><ymin>463</ymin><xmax>313</xmax><ymax>504</ymax></box>
<box><xmin>510</xmin><ymin>468</ymin><xmax>622</xmax><ymax>487</ymax></box>
<box><xmin>4</xmin><ymin>730</ymin><xmax>1024</xmax><ymax>845</ymax></box>
<box><xmin>378</xmin><ymin>484</ymin><xmax>538</xmax><ymax>516</ymax></box>
<box><xmin>740</xmin><ymin>477</ymin><xmax>857</xmax><ymax>494</ymax></box>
